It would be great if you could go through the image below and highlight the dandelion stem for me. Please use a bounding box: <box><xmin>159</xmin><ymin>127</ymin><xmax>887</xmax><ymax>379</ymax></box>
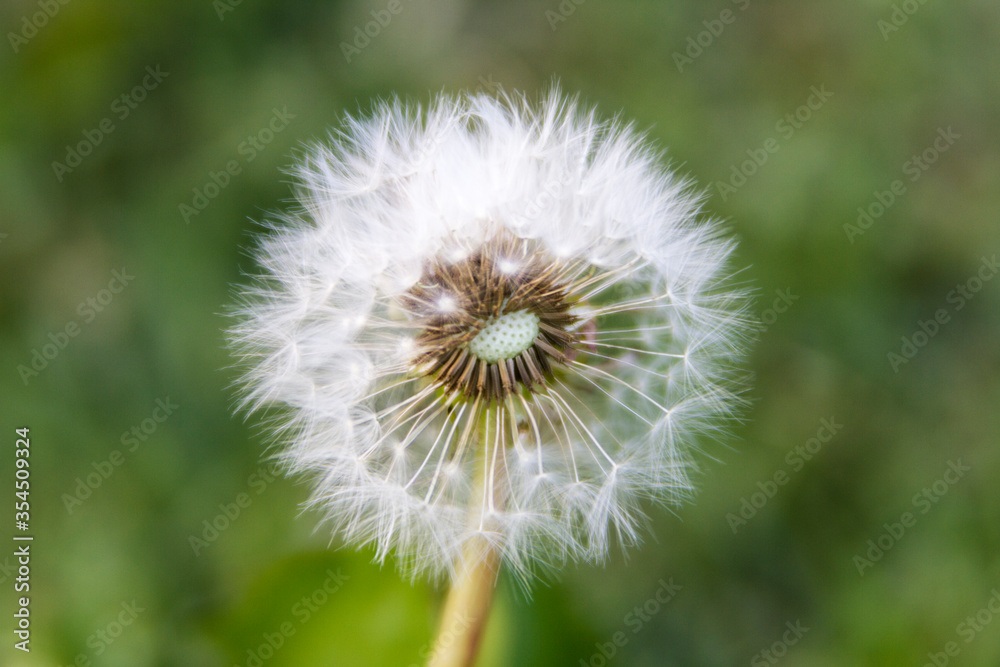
<box><xmin>427</xmin><ymin>412</ymin><xmax>502</xmax><ymax>667</ymax></box>
<box><xmin>426</xmin><ymin>536</ymin><xmax>500</xmax><ymax>667</ymax></box>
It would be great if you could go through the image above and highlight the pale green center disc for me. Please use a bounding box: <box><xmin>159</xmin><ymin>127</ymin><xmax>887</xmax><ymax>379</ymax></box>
<box><xmin>468</xmin><ymin>310</ymin><xmax>540</xmax><ymax>363</ymax></box>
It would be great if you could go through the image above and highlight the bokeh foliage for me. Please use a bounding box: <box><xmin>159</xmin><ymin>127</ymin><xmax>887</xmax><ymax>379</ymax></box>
<box><xmin>2</xmin><ymin>0</ymin><xmax>999</xmax><ymax>665</ymax></box>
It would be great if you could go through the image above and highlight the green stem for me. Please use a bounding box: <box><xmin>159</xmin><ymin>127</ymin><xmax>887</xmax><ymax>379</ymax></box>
<box><xmin>427</xmin><ymin>408</ymin><xmax>503</xmax><ymax>667</ymax></box>
<box><xmin>426</xmin><ymin>537</ymin><xmax>500</xmax><ymax>667</ymax></box>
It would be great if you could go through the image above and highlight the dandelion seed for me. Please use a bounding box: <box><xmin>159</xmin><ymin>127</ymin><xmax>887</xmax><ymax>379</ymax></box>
<box><xmin>229</xmin><ymin>87</ymin><xmax>749</xmax><ymax>665</ymax></box>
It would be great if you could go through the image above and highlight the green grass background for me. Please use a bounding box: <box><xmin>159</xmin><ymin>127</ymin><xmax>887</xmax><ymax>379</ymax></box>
<box><xmin>2</xmin><ymin>0</ymin><xmax>999</xmax><ymax>665</ymax></box>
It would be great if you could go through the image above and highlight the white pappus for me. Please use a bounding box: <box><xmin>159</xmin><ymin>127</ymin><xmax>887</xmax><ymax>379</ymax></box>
<box><xmin>228</xmin><ymin>89</ymin><xmax>750</xmax><ymax>583</ymax></box>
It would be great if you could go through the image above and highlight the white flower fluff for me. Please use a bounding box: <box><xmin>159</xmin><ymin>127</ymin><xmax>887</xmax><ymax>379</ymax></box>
<box><xmin>230</xmin><ymin>90</ymin><xmax>748</xmax><ymax>582</ymax></box>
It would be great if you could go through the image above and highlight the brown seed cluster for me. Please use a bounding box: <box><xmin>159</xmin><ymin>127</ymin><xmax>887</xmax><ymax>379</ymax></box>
<box><xmin>404</xmin><ymin>233</ymin><xmax>579</xmax><ymax>402</ymax></box>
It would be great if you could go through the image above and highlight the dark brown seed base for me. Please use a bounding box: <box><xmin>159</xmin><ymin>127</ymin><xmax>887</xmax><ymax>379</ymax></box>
<box><xmin>404</xmin><ymin>232</ymin><xmax>580</xmax><ymax>403</ymax></box>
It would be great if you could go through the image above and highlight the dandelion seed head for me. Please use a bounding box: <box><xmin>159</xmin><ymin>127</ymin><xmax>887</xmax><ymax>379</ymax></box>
<box><xmin>229</xmin><ymin>89</ymin><xmax>750</xmax><ymax>582</ymax></box>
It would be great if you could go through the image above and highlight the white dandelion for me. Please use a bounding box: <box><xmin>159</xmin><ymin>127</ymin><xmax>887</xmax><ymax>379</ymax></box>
<box><xmin>229</xmin><ymin>88</ymin><xmax>748</xmax><ymax>663</ymax></box>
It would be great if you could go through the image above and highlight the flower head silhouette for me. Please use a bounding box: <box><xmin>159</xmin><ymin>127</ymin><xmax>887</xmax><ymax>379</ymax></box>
<box><xmin>230</xmin><ymin>90</ymin><xmax>749</xmax><ymax>584</ymax></box>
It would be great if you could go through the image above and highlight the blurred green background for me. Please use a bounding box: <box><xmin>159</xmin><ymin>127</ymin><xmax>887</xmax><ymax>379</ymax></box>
<box><xmin>2</xmin><ymin>0</ymin><xmax>999</xmax><ymax>665</ymax></box>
